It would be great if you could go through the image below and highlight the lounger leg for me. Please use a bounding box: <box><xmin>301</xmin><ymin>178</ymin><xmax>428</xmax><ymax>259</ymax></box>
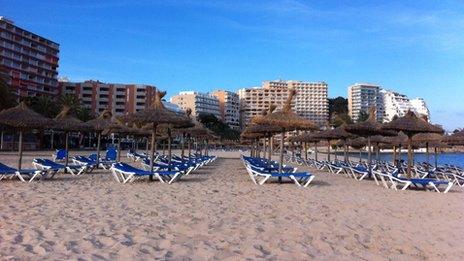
<box><xmin>15</xmin><ymin>172</ymin><xmax>26</xmax><ymax>182</ymax></box>
<box><xmin>258</xmin><ymin>175</ymin><xmax>271</xmax><ymax>185</ymax></box>
<box><xmin>28</xmin><ymin>171</ymin><xmax>43</xmax><ymax>182</ymax></box>
<box><xmin>444</xmin><ymin>181</ymin><xmax>454</xmax><ymax>194</ymax></box>
<box><xmin>168</xmin><ymin>172</ymin><xmax>182</xmax><ymax>184</ymax></box>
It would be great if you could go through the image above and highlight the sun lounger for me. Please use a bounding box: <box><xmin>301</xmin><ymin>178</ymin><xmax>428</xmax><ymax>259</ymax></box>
<box><xmin>33</xmin><ymin>158</ymin><xmax>90</xmax><ymax>176</ymax></box>
<box><xmin>244</xmin><ymin>163</ymin><xmax>315</xmax><ymax>187</ymax></box>
<box><xmin>110</xmin><ymin>162</ymin><xmax>183</xmax><ymax>184</ymax></box>
<box><xmin>373</xmin><ymin>170</ymin><xmax>454</xmax><ymax>193</ymax></box>
<box><xmin>0</xmin><ymin>162</ymin><xmax>44</xmax><ymax>182</ymax></box>
<box><xmin>52</xmin><ymin>149</ymin><xmax>67</xmax><ymax>162</ymax></box>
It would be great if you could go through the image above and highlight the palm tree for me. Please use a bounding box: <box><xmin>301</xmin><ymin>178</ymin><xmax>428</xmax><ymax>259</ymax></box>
<box><xmin>59</xmin><ymin>94</ymin><xmax>81</xmax><ymax>111</ymax></box>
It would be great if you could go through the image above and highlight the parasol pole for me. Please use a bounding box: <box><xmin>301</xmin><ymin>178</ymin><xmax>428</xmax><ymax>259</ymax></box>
<box><xmin>314</xmin><ymin>141</ymin><xmax>318</xmax><ymax>161</ymax></box>
<box><xmin>149</xmin><ymin>125</ymin><xmax>157</xmax><ymax>181</ymax></box>
<box><xmin>65</xmin><ymin>132</ymin><xmax>69</xmax><ymax>168</ymax></box>
<box><xmin>18</xmin><ymin>130</ymin><xmax>23</xmax><ymax>170</ymax></box>
<box><xmin>168</xmin><ymin>127</ymin><xmax>172</xmax><ymax>170</ymax></box>
<box><xmin>181</xmin><ymin>133</ymin><xmax>185</xmax><ymax>158</ymax></box>
<box><xmin>407</xmin><ymin>135</ymin><xmax>413</xmax><ymax>178</ymax></box>
<box><xmin>426</xmin><ymin>141</ymin><xmax>430</xmax><ymax>171</ymax></box>
<box><xmin>268</xmin><ymin>134</ymin><xmax>272</xmax><ymax>161</ymax></box>
<box><xmin>117</xmin><ymin>135</ymin><xmax>122</xmax><ymax>162</ymax></box>
<box><xmin>304</xmin><ymin>142</ymin><xmax>308</xmax><ymax>161</ymax></box>
<box><xmin>188</xmin><ymin>134</ymin><xmax>192</xmax><ymax>157</ymax></box>
<box><xmin>96</xmin><ymin>132</ymin><xmax>101</xmax><ymax>168</ymax></box>
<box><xmin>367</xmin><ymin>136</ymin><xmax>372</xmax><ymax>173</ymax></box>
<box><xmin>279</xmin><ymin>131</ymin><xmax>285</xmax><ymax>175</ymax></box>
<box><xmin>434</xmin><ymin>147</ymin><xmax>438</xmax><ymax>169</ymax></box>
<box><xmin>50</xmin><ymin>130</ymin><xmax>54</xmax><ymax>150</ymax></box>
<box><xmin>327</xmin><ymin>139</ymin><xmax>331</xmax><ymax>162</ymax></box>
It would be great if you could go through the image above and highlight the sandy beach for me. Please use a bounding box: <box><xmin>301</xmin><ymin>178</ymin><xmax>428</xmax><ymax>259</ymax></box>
<box><xmin>0</xmin><ymin>150</ymin><xmax>463</xmax><ymax>260</ymax></box>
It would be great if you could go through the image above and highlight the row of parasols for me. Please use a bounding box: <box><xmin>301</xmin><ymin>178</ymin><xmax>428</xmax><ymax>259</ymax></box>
<box><xmin>0</xmin><ymin>91</ymin><xmax>219</xmax><ymax>174</ymax></box>
<box><xmin>241</xmin><ymin>89</ymin><xmax>464</xmax><ymax>178</ymax></box>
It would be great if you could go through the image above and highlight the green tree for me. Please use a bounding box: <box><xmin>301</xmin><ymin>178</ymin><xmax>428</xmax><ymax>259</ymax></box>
<box><xmin>357</xmin><ymin>111</ymin><xmax>369</xmax><ymax>122</ymax></box>
<box><xmin>331</xmin><ymin>113</ymin><xmax>353</xmax><ymax>127</ymax></box>
<box><xmin>197</xmin><ymin>113</ymin><xmax>240</xmax><ymax>140</ymax></box>
<box><xmin>59</xmin><ymin>94</ymin><xmax>81</xmax><ymax>111</ymax></box>
<box><xmin>59</xmin><ymin>94</ymin><xmax>94</xmax><ymax>121</ymax></box>
<box><xmin>328</xmin><ymin>97</ymin><xmax>348</xmax><ymax>115</ymax></box>
<box><xmin>75</xmin><ymin>106</ymin><xmax>93</xmax><ymax>122</ymax></box>
<box><xmin>0</xmin><ymin>68</ymin><xmax>17</xmax><ymax>110</ymax></box>
<box><xmin>23</xmin><ymin>95</ymin><xmax>60</xmax><ymax>118</ymax></box>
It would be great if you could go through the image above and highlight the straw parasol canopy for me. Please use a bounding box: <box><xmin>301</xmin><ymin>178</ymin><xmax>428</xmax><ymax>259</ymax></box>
<box><xmin>345</xmin><ymin>107</ymin><xmax>396</xmax><ymax>179</ymax></box>
<box><xmin>252</xmin><ymin>89</ymin><xmax>318</xmax><ymax>173</ymax></box>
<box><xmin>85</xmin><ymin>109</ymin><xmax>121</xmax><ymax>167</ymax></box>
<box><xmin>312</xmin><ymin>125</ymin><xmax>354</xmax><ymax>162</ymax></box>
<box><xmin>0</xmin><ymin>102</ymin><xmax>53</xmax><ymax>129</ymax></box>
<box><xmin>0</xmin><ymin>102</ymin><xmax>54</xmax><ymax>169</ymax></box>
<box><xmin>382</xmin><ymin>110</ymin><xmax>444</xmax><ymax>176</ymax></box>
<box><xmin>124</xmin><ymin>90</ymin><xmax>192</xmax><ymax>174</ymax></box>
<box><xmin>252</xmin><ymin>89</ymin><xmax>317</xmax><ymax>131</ymax></box>
<box><xmin>443</xmin><ymin>131</ymin><xmax>464</xmax><ymax>146</ymax></box>
<box><xmin>172</xmin><ymin>108</ymin><xmax>208</xmax><ymax>157</ymax></box>
<box><xmin>53</xmin><ymin>106</ymin><xmax>90</xmax><ymax>167</ymax></box>
<box><xmin>347</xmin><ymin>137</ymin><xmax>367</xmax><ymax>150</ymax></box>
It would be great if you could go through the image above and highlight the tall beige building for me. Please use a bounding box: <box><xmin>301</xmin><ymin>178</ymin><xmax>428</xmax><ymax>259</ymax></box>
<box><xmin>348</xmin><ymin>83</ymin><xmax>384</xmax><ymax>122</ymax></box>
<box><xmin>170</xmin><ymin>91</ymin><xmax>221</xmax><ymax>119</ymax></box>
<box><xmin>238</xmin><ymin>80</ymin><xmax>329</xmax><ymax>129</ymax></box>
<box><xmin>59</xmin><ymin>80</ymin><xmax>158</xmax><ymax>116</ymax></box>
<box><xmin>211</xmin><ymin>90</ymin><xmax>240</xmax><ymax>130</ymax></box>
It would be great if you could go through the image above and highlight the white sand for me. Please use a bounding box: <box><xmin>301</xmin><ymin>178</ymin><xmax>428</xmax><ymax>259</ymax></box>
<box><xmin>0</xmin><ymin>150</ymin><xmax>463</xmax><ymax>260</ymax></box>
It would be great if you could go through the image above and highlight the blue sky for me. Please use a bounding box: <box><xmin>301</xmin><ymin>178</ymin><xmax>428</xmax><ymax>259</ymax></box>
<box><xmin>3</xmin><ymin>0</ymin><xmax>464</xmax><ymax>130</ymax></box>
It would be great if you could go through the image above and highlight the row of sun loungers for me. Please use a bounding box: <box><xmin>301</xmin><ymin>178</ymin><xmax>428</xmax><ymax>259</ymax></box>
<box><xmin>287</xmin><ymin>155</ymin><xmax>458</xmax><ymax>193</ymax></box>
<box><xmin>241</xmin><ymin>156</ymin><xmax>315</xmax><ymax>187</ymax></box>
<box><xmin>1</xmin><ymin>149</ymin><xmax>216</xmax><ymax>184</ymax></box>
<box><xmin>111</xmin><ymin>154</ymin><xmax>217</xmax><ymax>184</ymax></box>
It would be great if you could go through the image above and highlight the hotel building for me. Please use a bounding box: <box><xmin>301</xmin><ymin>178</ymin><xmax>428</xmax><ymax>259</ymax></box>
<box><xmin>170</xmin><ymin>91</ymin><xmax>221</xmax><ymax>119</ymax></box>
<box><xmin>58</xmin><ymin>80</ymin><xmax>157</xmax><ymax>116</ymax></box>
<box><xmin>238</xmin><ymin>80</ymin><xmax>329</xmax><ymax>129</ymax></box>
<box><xmin>0</xmin><ymin>17</ymin><xmax>59</xmax><ymax>97</ymax></box>
<box><xmin>348</xmin><ymin>83</ymin><xmax>384</xmax><ymax>122</ymax></box>
<box><xmin>211</xmin><ymin>90</ymin><xmax>240</xmax><ymax>130</ymax></box>
<box><xmin>381</xmin><ymin>89</ymin><xmax>430</xmax><ymax>122</ymax></box>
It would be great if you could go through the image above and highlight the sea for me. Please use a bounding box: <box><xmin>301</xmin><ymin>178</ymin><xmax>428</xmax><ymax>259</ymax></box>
<box><xmin>339</xmin><ymin>152</ymin><xmax>464</xmax><ymax>167</ymax></box>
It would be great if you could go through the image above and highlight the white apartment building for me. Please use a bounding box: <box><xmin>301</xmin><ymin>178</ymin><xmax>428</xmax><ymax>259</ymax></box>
<box><xmin>170</xmin><ymin>91</ymin><xmax>221</xmax><ymax>119</ymax></box>
<box><xmin>348</xmin><ymin>83</ymin><xmax>384</xmax><ymax>122</ymax></box>
<box><xmin>59</xmin><ymin>80</ymin><xmax>157</xmax><ymax>116</ymax></box>
<box><xmin>238</xmin><ymin>80</ymin><xmax>329</xmax><ymax>129</ymax></box>
<box><xmin>211</xmin><ymin>90</ymin><xmax>240</xmax><ymax>130</ymax></box>
<box><xmin>381</xmin><ymin>89</ymin><xmax>430</xmax><ymax>122</ymax></box>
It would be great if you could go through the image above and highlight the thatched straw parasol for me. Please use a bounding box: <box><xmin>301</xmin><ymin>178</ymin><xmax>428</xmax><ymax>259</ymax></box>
<box><xmin>124</xmin><ymin>90</ymin><xmax>192</xmax><ymax>176</ymax></box>
<box><xmin>412</xmin><ymin>132</ymin><xmax>444</xmax><ymax>169</ymax></box>
<box><xmin>85</xmin><ymin>109</ymin><xmax>119</xmax><ymax>167</ymax></box>
<box><xmin>346</xmin><ymin>107</ymin><xmax>395</xmax><ymax>179</ymax></box>
<box><xmin>242</xmin><ymin>105</ymin><xmax>281</xmax><ymax>160</ymax></box>
<box><xmin>312</xmin><ymin>125</ymin><xmax>354</xmax><ymax>162</ymax></box>
<box><xmin>369</xmin><ymin>135</ymin><xmax>390</xmax><ymax>162</ymax></box>
<box><xmin>102</xmin><ymin>118</ymin><xmax>142</xmax><ymax>162</ymax></box>
<box><xmin>382</xmin><ymin>110</ymin><xmax>443</xmax><ymax>177</ymax></box>
<box><xmin>173</xmin><ymin>108</ymin><xmax>207</xmax><ymax>158</ymax></box>
<box><xmin>0</xmin><ymin>102</ymin><xmax>54</xmax><ymax>169</ymax></box>
<box><xmin>296</xmin><ymin>132</ymin><xmax>322</xmax><ymax>161</ymax></box>
<box><xmin>346</xmin><ymin>137</ymin><xmax>367</xmax><ymax>163</ymax></box>
<box><xmin>252</xmin><ymin>89</ymin><xmax>318</xmax><ymax>173</ymax></box>
<box><xmin>443</xmin><ymin>131</ymin><xmax>464</xmax><ymax>146</ymax></box>
<box><xmin>53</xmin><ymin>106</ymin><xmax>90</xmax><ymax>168</ymax></box>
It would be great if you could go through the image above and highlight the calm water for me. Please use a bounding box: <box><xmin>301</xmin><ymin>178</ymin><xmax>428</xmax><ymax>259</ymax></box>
<box><xmin>339</xmin><ymin>152</ymin><xmax>464</xmax><ymax>167</ymax></box>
